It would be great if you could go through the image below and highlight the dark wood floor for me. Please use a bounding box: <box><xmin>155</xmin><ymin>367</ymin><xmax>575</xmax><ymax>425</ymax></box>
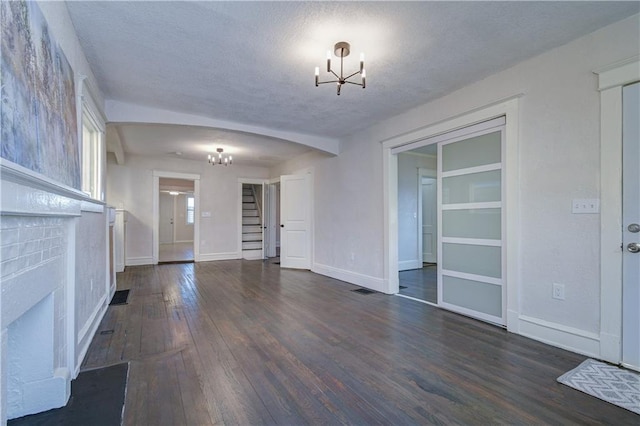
<box><xmin>82</xmin><ymin>260</ymin><xmax>638</xmax><ymax>425</ymax></box>
<box><xmin>399</xmin><ymin>264</ymin><xmax>437</xmax><ymax>303</ymax></box>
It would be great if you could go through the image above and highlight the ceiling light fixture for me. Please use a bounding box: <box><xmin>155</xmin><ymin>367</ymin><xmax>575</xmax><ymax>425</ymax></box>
<box><xmin>208</xmin><ymin>148</ymin><xmax>232</xmax><ymax>166</ymax></box>
<box><xmin>315</xmin><ymin>41</ymin><xmax>365</xmax><ymax>96</ymax></box>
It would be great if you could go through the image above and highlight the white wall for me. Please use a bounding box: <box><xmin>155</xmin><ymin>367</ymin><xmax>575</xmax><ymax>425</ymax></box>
<box><xmin>271</xmin><ymin>15</ymin><xmax>640</xmax><ymax>355</ymax></box>
<box><xmin>74</xmin><ymin>210</ymin><xmax>109</xmax><ymax>367</ymax></box>
<box><xmin>398</xmin><ymin>153</ymin><xmax>436</xmax><ymax>270</ymax></box>
<box><xmin>107</xmin><ymin>154</ymin><xmax>269</xmax><ymax>263</ymax></box>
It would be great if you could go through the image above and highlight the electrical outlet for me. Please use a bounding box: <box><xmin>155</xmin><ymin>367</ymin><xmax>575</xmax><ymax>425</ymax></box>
<box><xmin>552</xmin><ymin>283</ymin><xmax>565</xmax><ymax>300</ymax></box>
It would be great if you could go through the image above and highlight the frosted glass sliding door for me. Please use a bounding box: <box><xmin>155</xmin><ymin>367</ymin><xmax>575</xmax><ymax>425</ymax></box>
<box><xmin>438</xmin><ymin>125</ymin><xmax>505</xmax><ymax>325</ymax></box>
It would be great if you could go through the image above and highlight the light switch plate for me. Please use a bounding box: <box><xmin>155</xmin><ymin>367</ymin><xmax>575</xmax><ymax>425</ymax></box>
<box><xmin>572</xmin><ymin>199</ymin><xmax>599</xmax><ymax>214</ymax></box>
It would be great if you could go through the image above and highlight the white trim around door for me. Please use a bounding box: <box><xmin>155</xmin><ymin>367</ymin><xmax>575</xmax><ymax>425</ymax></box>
<box><xmin>382</xmin><ymin>96</ymin><xmax>521</xmax><ymax>332</ymax></box>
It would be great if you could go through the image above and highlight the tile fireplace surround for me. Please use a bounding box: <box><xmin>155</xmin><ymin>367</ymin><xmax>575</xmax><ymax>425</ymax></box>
<box><xmin>0</xmin><ymin>159</ymin><xmax>113</xmax><ymax>423</ymax></box>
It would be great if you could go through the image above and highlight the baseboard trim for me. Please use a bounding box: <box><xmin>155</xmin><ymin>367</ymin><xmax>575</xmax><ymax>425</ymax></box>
<box><xmin>312</xmin><ymin>263</ymin><xmax>386</xmax><ymax>293</ymax></box>
<box><xmin>126</xmin><ymin>256</ymin><xmax>153</xmax><ymax>266</ymax></box>
<box><xmin>76</xmin><ymin>293</ymin><xmax>107</xmax><ymax>343</ymax></box>
<box><xmin>75</xmin><ymin>301</ymin><xmax>108</xmax><ymax>376</ymax></box>
<box><xmin>398</xmin><ymin>259</ymin><xmax>422</xmax><ymax>271</ymax></box>
<box><xmin>517</xmin><ymin>314</ymin><xmax>600</xmax><ymax>358</ymax></box>
<box><xmin>198</xmin><ymin>252</ymin><xmax>241</xmax><ymax>262</ymax></box>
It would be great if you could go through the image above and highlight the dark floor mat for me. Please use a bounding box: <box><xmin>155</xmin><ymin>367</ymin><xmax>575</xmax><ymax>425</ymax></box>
<box><xmin>8</xmin><ymin>363</ymin><xmax>129</xmax><ymax>426</ymax></box>
<box><xmin>109</xmin><ymin>289</ymin><xmax>130</xmax><ymax>305</ymax></box>
<box><xmin>399</xmin><ymin>285</ymin><xmax>408</xmax><ymax>289</ymax></box>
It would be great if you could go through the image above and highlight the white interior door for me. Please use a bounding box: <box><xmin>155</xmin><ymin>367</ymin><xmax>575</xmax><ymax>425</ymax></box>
<box><xmin>266</xmin><ymin>183</ymin><xmax>278</xmax><ymax>258</ymax></box>
<box><xmin>438</xmin><ymin>121</ymin><xmax>505</xmax><ymax>325</ymax></box>
<box><xmin>422</xmin><ymin>177</ymin><xmax>437</xmax><ymax>263</ymax></box>
<box><xmin>280</xmin><ymin>174</ymin><xmax>311</xmax><ymax>269</ymax></box>
<box><xmin>159</xmin><ymin>192</ymin><xmax>174</xmax><ymax>244</ymax></box>
<box><xmin>622</xmin><ymin>81</ymin><xmax>640</xmax><ymax>370</ymax></box>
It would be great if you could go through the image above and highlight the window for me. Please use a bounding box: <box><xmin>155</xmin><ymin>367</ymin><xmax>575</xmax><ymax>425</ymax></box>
<box><xmin>186</xmin><ymin>196</ymin><xmax>195</xmax><ymax>224</ymax></box>
<box><xmin>81</xmin><ymin>89</ymin><xmax>105</xmax><ymax>201</ymax></box>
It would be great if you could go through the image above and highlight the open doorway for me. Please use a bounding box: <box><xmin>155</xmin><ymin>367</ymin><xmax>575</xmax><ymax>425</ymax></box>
<box><xmin>397</xmin><ymin>149</ymin><xmax>438</xmax><ymax>304</ymax></box>
<box><xmin>153</xmin><ymin>170</ymin><xmax>200</xmax><ymax>265</ymax></box>
<box><xmin>158</xmin><ymin>178</ymin><xmax>195</xmax><ymax>263</ymax></box>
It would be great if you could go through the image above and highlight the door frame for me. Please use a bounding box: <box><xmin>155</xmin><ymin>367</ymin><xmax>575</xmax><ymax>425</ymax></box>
<box><xmin>595</xmin><ymin>57</ymin><xmax>640</xmax><ymax>365</ymax></box>
<box><xmin>153</xmin><ymin>171</ymin><xmax>201</xmax><ymax>264</ymax></box>
<box><xmin>382</xmin><ymin>96</ymin><xmax>520</xmax><ymax>332</ymax></box>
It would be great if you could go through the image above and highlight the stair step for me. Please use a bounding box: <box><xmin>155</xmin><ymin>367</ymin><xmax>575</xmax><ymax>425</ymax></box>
<box><xmin>243</xmin><ymin>217</ymin><xmax>261</xmax><ymax>225</ymax></box>
<box><xmin>242</xmin><ymin>232</ymin><xmax>262</xmax><ymax>242</ymax></box>
<box><xmin>242</xmin><ymin>249</ymin><xmax>263</xmax><ymax>260</ymax></box>
<box><xmin>242</xmin><ymin>203</ymin><xmax>257</xmax><ymax>210</ymax></box>
<box><xmin>242</xmin><ymin>241</ymin><xmax>262</xmax><ymax>250</ymax></box>
<box><xmin>242</xmin><ymin>225</ymin><xmax>262</xmax><ymax>233</ymax></box>
<box><xmin>242</xmin><ymin>189</ymin><xmax>252</xmax><ymax>196</ymax></box>
<box><xmin>242</xmin><ymin>195</ymin><xmax>253</xmax><ymax>203</ymax></box>
<box><xmin>242</xmin><ymin>210</ymin><xmax>259</xmax><ymax>217</ymax></box>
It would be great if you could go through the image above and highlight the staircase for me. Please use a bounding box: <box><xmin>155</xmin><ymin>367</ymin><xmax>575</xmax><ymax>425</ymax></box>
<box><xmin>242</xmin><ymin>185</ymin><xmax>263</xmax><ymax>259</ymax></box>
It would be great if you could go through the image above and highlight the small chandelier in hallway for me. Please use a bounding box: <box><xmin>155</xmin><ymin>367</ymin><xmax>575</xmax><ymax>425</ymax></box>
<box><xmin>208</xmin><ymin>148</ymin><xmax>232</xmax><ymax>166</ymax></box>
<box><xmin>315</xmin><ymin>41</ymin><xmax>366</xmax><ymax>95</ymax></box>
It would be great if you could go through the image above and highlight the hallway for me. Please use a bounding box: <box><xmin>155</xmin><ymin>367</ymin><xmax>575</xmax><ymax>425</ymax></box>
<box><xmin>158</xmin><ymin>242</ymin><xmax>194</xmax><ymax>263</ymax></box>
<box><xmin>81</xmin><ymin>261</ymin><xmax>636</xmax><ymax>425</ymax></box>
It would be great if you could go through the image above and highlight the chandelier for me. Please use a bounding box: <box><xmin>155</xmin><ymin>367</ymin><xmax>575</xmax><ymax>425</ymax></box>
<box><xmin>315</xmin><ymin>41</ymin><xmax>366</xmax><ymax>95</ymax></box>
<box><xmin>208</xmin><ymin>148</ymin><xmax>232</xmax><ymax>166</ymax></box>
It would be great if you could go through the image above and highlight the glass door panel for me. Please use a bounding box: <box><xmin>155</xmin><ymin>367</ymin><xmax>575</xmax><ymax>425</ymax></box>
<box><xmin>439</xmin><ymin>127</ymin><xmax>505</xmax><ymax>325</ymax></box>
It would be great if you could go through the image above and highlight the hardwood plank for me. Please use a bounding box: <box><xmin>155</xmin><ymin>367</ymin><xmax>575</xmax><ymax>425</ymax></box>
<box><xmin>80</xmin><ymin>260</ymin><xmax>639</xmax><ymax>425</ymax></box>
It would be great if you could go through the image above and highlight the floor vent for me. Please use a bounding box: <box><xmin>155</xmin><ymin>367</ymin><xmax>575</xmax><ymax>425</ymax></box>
<box><xmin>109</xmin><ymin>289</ymin><xmax>130</xmax><ymax>306</ymax></box>
<box><xmin>399</xmin><ymin>285</ymin><xmax>408</xmax><ymax>289</ymax></box>
<box><xmin>352</xmin><ymin>288</ymin><xmax>376</xmax><ymax>295</ymax></box>
<box><xmin>100</xmin><ymin>329</ymin><xmax>115</xmax><ymax>335</ymax></box>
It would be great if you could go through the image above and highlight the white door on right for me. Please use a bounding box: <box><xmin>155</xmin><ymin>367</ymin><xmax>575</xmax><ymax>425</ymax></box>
<box><xmin>622</xmin><ymin>81</ymin><xmax>640</xmax><ymax>371</ymax></box>
<box><xmin>280</xmin><ymin>174</ymin><xmax>311</xmax><ymax>269</ymax></box>
<box><xmin>159</xmin><ymin>192</ymin><xmax>174</xmax><ymax>244</ymax></box>
<box><xmin>422</xmin><ymin>177</ymin><xmax>437</xmax><ymax>263</ymax></box>
<box><xmin>438</xmin><ymin>120</ymin><xmax>505</xmax><ymax>326</ymax></box>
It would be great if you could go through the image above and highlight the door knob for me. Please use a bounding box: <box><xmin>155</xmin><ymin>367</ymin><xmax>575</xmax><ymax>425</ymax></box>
<box><xmin>628</xmin><ymin>223</ymin><xmax>640</xmax><ymax>233</ymax></box>
<box><xmin>628</xmin><ymin>242</ymin><xmax>640</xmax><ymax>253</ymax></box>
<box><xmin>280</xmin><ymin>224</ymin><xmax>284</xmax><ymax>228</ymax></box>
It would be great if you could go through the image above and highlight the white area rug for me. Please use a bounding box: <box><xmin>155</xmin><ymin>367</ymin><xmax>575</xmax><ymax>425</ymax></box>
<box><xmin>557</xmin><ymin>359</ymin><xmax>640</xmax><ymax>415</ymax></box>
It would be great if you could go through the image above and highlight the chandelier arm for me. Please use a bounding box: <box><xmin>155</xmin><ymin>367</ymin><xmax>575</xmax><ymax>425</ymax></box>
<box><xmin>344</xmin><ymin>81</ymin><xmax>363</xmax><ymax>86</ymax></box>
<box><xmin>329</xmin><ymin>69</ymin><xmax>340</xmax><ymax>79</ymax></box>
<box><xmin>344</xmin><ymin>70</ymin><xmax>361</xmax><ymax>80</ymax></box>
<box><xmin>317</xmin><ymin>80</ymin><xmax>339</xmax><ymax>85</ymax></box>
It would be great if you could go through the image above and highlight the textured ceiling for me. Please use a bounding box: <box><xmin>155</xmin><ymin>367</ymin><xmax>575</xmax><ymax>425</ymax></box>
<box><xmin>67</xmin><ymin>1</ymin><xmax>639</xmax><ymax>165</ymax></box>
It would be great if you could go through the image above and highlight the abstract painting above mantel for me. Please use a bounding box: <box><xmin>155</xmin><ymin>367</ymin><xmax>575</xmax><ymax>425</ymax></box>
<box><xmin>1</xmin><ymin>0</ymin><xmax>80</xmax><ymax>190</ymax></box>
